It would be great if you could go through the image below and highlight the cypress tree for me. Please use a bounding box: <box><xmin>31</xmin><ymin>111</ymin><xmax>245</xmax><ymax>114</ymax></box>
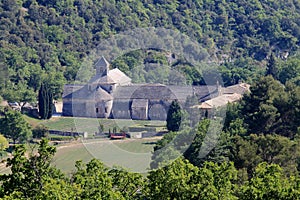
<box><xmin>47</xmin><ymin>90</ymin><xmax>53</xmax><ymax>119</ymax></box>
<box><xmin>38</xmin><ymin>83</ymin><xmax>53</xmax><ymax>120</ymax></box>
<box><xmin>166</xmin><ymin>100</ymin><xmax>182</xmax><ymax>132</ymax></box>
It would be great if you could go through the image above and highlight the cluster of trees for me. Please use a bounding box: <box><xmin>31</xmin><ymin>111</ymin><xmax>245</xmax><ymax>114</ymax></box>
<box><xmin>241</xmin><ymin>76</ymin><xmax>300</xmax><ymax>138</ymax></box>
<box><xmin>0</xmin><ymin>110</ymin><xmax>31</xmax><ymax>144</ymax></box>
<box><xmin>1</xmin><ymin>139</ymin><xmax>300</xmax><ymax>199</ymax></box>
<box><xmin>1</xmin><ymin>0</ymin><xmax>300</xmax><ymax>104</ymax></box>
<box><xmin>152</xmin><ymin>74</ymin><xmax>300</xmax><ymax>183</ymax></box>
<box><xmin>0</xmin><ymin>108</ymin><xmax>49</xmax><ymax>144</ymax></box>
<box><xmin>111</xmin><ymin>50</ymin><xmax>202</xmax><ymax>85</ymax></box>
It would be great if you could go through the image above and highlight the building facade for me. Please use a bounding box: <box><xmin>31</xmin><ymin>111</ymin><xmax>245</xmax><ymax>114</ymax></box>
<box><xmin>62</xmin><ymin>57</ymin><xmax>249</xmax><ymax>120</ymax></box>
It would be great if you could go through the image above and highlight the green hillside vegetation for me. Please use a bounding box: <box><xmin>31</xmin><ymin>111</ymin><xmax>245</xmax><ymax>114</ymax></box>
<box><xmin>2</xmin><ymin>0</ymin><xmax>300</xmax><ymax>199</ymax></box>
<box><xmin>1</xmin><ymin>0</ymin><xmax>300</xmax><ymax>101</ymax></box>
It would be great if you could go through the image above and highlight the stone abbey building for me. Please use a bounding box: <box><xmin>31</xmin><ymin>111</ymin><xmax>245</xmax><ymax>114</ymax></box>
<box><xmin>62</xmin><ymin>57</ymin><xmax>249</xmax><ymax>120</ymax></box>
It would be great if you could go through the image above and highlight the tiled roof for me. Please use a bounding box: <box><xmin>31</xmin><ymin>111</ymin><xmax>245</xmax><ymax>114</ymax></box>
<box><xmin>89</xmin><ymin>75</ymin><xmax>116</xmax><ymax>85</ymax></box>
<box><xmin>88</xmin><ymin>68</ymin><xmax>131</xmax><ymax>85</ymax></box>
<box><xmin>63</xmin><ymin>85</ymin><xmax>112</xmax><ymax>101</ymax></box>
<box><xmin>93</xmin><ymin>87</ymin><xmax>113</xmax><ymax>100</ymax></box>
<box><xmin>113</xmin><ymin>84</ymin><xmax>216</xmax><ymax>102</ymax></box>
<box><xmin>62</xmin><ymin>84</ymin><xmax>84</xmax><ymax>98</ymax></box>
<box><xmin>197</xmin><ymin>93</ymin><xmax>243</xmax><ymax>109</ymax></box>
<box><xmin>223</xmin><ymin>83</ymin><xmax>250</xmax><ymax>94</ymax></box>
<box><xmin>112</xmin><ymin>85</ymin><xmax>141</xmax><ymax>99</ymax></box>
<box><xmin>131</xmin><ymin>84</ymin><xmax>177</xmax><ymax>100</ymax></box>
<box><xmin>198</xmin><ymin>102</ymin><xmax>212</xmax><ymax>109</ymax></box>
<box><xmin>108</xmin><ymin>68</ymin><xmax>131</xmax><ymax>85</ymax></box>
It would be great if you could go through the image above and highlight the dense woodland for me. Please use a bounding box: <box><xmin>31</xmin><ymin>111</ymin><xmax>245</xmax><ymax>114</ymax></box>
<box><xmin>1</xmin><ymin>0</ymin><xmax>300</xmax><ymax>100</ymax></box>
<box><xmin>1</xmin><ymin>0</ymin><xmax>300</xmax><ymax>199</ymax></box>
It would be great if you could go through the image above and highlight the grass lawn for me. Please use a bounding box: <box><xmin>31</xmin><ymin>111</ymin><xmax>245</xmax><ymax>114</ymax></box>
<box><xmin>51</xmin><ymin>138</ymin><xmax>159</xmax><ymax>174</ymax></box>
<box><xmin>24</xmin><ymin>115</ymin><xmax>166</xmax><ymax>135</ymax></box>
<box><xmin>22</xmin><ymin>115</ymin><xmax>163</xmax><ymax>174</ymax></box>
<box><xmin>51</xmin><ymin>142</ymin><xmax>93</xmax><ymax>174</ymax></box>
<box><xmin>114</xmin><ymin>139</ymin><xmax>157</xmax><ymax>153</ymax></box>
<box><xmin>0</xmin><ymin>138</ymin><xmax>159</xmax><ymax>175</ymax></box>
<box><xmin>23</xmin><ymin>114</ymin><xmax>42</xmax><ymax>128</ymax></box>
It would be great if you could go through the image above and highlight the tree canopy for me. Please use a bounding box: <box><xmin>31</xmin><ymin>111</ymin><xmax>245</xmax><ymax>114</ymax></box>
<box><xmin>0</xmin><ymin>138</ymin><xmax>300</xmax><ymax>199</ymax></box>
<box><xmin>1</xmin><ymin>0</ymin><xmax>300</xmax><ymax>103</ymax></box>
<box><xmin>0</xmin><ymin>110</ymin><xmax>32</xmax><ymax>144</ymax></box>
<box><xmin>241</xmin><ymin>76</ymin><xmax>300</xmax><ymax>138</ymax></box>
<box><xmin>166</xmin><ymin>100</ymin><xmax>182</xmax><ymax>132</ymax></box>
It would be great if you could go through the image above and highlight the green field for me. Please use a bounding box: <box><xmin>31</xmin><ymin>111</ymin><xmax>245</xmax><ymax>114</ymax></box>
<box><xmin>25</xmin><ymin>115</ymin><xmax>166</xmax><ymax>134</ymax></box>
<box><xmin>0</xmin><ymin>138</ymin><xmax>159</xmax><ymax>175</ymax></box>
<box><xmin>51</xmin><ymin>138</ymin><xmax>159</xmax><ymax>174</ymax></box>
<box><xmin>20</xmin><ymin>116</ymin><xmax>163</xmax><ymax>174</ymax></box>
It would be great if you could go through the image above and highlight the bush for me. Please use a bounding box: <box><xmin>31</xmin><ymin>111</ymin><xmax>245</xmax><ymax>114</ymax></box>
<box><xmin>48</xmin><ymin>135</ymin><xmax>74</xmax><ymax>141</ymax></box>
<box><xmin>32</xmin><ymin>125</ymin><xmax>49</xmax><ymax>138</ymax></box>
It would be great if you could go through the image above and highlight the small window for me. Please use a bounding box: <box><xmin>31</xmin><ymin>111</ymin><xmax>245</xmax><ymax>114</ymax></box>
<box><xmin>105</xmin><ymin>107</ymin><xmax>108</xmax><ymax>113</ymax></box>
<box><xmin>88</xmin><ymin>85</ymin><xmax>92</xmax><ymax>91</ymax></box>
<box><xmin>96</xmin><ymin>108</ymin><xmax>99</xmax><ymax>113</ymax></box>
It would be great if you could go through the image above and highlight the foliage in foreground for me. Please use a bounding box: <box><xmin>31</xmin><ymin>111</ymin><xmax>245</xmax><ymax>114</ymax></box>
<box><xmin>0</xmin><ymin>110</ymin><xmax>32</xmax><ymax>144</ymax></box>
<box><xmin>0</xmin><ymin>139</ymin><xmax>143</xmax><ymax>199</ymax></box>
<box><xmin>1</xmin><ymin>139</ymin><xmax>300</xmax><ymax>199</ymax></box>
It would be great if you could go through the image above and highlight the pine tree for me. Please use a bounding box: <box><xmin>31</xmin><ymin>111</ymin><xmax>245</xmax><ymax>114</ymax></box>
<box><xmin>166</xmin><ymin>100</ymin><xmax>182</xmax><ymax>132</ymax></box>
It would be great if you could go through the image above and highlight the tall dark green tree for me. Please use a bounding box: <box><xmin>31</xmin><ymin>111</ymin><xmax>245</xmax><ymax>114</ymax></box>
<box><xmin>38</xmin><ymin>83</ymin><xmax>53</xmax><ymax>120</ymax></box>
<box><xmin>166</xmin><ymin>100</ymin><xmax>182</xmax><ymax>132</ymax></box>
<box><xmin>241</xmin><ymin>76</ymin><xmax>284</xmax><ymax>135</ymax></box>
<box><xmin>47</xmin><ymin>91</ymin><xmax>53</xmax><ymax>119</ymax></box>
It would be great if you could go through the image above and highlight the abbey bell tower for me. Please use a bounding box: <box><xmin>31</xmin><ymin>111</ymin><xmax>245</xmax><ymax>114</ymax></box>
<box><xmin>95</xmin><ymin>56</ymin><xmax>110</xmax><ymax>77</ymax></box>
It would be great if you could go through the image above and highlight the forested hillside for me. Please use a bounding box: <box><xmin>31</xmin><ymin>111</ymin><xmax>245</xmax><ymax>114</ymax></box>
<box><xmin>1</xmin><ymin>0</ymin><xmax>300</xmax><ymax>101</ymax></box>
<box><xmin>2</xmin><ymin>1</ymin><xmax>300</xmax><ymax>198</ymax></box>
